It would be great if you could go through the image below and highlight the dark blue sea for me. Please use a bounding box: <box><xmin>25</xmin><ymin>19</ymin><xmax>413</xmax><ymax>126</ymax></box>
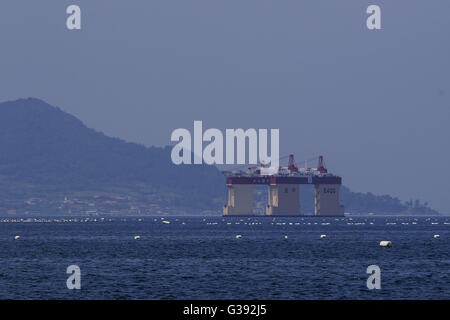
<box><xmin>0</xmin><ymin>216</ymin><xmax>448</xmax><ymax>300</ymax></box>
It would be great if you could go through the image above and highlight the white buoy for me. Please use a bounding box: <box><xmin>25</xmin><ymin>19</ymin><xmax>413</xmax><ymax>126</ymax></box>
<box><xmin>134</xmin><ymin>236</ymin><xmax>141</xmax><ymax>240</ymax></box>
<box><xmin>434</xmin><ymin>234</ymin><xmax>440</xmax><ymax>238</ymax></box>
<box><xmin>14</xmin><ymin>235</ymin><xmax>20</xmax><ymax>240</ymax></box>
<box><xmin>236</xmin><ymin>234</ymin><xmax>242</xmax><ymax>239</ymax></box>
<box><xmin>320</xmin><ymin>234</ymin><xmax>326</xmax><ymax>239</ymax></box>
<box><xmin>284</xmin><ymin>235</ymin><xmax>288</xmax><ymax>239</ymax></box>
<box><xmin>379</xmin><ymin>241</ymin><xmax>392</xmax><ymax>247</ymax></box>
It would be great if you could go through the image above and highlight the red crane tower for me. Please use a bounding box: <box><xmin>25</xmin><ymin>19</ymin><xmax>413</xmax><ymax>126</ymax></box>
<box><xmin>317</xmin><ymin>155</ymin><xmax>328</xmax><ymax>174</ymax></box>
<box><xmin>288</xmin><ymin>154</ymin><xmax>298</xmax><ymax>173</ymax></box>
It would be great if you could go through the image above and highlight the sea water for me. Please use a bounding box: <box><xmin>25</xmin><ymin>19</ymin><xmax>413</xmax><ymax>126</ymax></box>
<box><xmin>0</xmin><ymin>216</ymin><xmax>448</xmax><ymax>299</ymax></box>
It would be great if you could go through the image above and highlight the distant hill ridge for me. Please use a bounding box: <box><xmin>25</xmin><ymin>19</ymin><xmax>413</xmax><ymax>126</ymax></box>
<box><xmin>0</xmin><ymin>98</ymin><xmax>438</xmax><ymax>215</ymax></box>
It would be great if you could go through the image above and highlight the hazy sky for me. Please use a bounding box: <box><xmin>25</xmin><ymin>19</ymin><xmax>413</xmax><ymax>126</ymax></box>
<box><xmin>0</xmin><ymin>1</ymin><xmax>449</xmax><ymax>213</ymax></box>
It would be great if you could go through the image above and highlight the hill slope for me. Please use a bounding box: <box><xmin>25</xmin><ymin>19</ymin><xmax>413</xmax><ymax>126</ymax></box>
<box><xmin>0</xmin><ymin>98</ymin><xmax>225</xmax><ymax>214</ymax></box>
<box><xmin>0</xmin><ymin>98</ymin><xmax>439</xmax><ymax>215</ymax></box>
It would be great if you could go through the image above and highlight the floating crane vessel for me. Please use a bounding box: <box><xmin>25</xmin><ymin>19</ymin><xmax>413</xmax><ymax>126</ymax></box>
<box><xmin>222</xmin><ymin>155</ymin><xmax>344</xmax><ymax>216</ymax></box>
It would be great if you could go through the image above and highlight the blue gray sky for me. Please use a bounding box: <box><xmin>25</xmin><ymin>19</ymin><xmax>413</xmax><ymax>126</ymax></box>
<box><xmin>0</xmin><ymin>1</ymin><xmax>449</xmax><ymax>213</ymax></box>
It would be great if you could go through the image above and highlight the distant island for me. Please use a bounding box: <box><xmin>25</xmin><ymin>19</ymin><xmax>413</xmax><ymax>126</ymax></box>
<box><xmin>0</xmin><ymin>98</ymin><xmax>439</xmax><ymax>216</ymax></box>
